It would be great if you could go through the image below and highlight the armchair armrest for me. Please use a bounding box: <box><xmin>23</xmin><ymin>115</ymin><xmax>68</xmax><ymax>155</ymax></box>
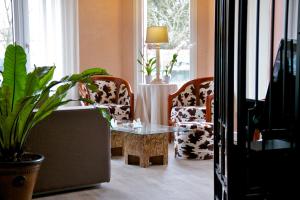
<box><xmin>78</xmin><ymin>83</ymin><xmax>90</xmax><ymax>106</ymax></box>
<box><xmin>206</xmin><ymin>94</ymin><xmax>214</xmax><ymax>122</ymax></box>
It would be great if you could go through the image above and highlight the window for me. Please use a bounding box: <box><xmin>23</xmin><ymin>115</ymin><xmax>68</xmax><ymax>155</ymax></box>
<box><xmin>0</xmin><ymin>0</ymin><xmax>79</xmax><ymax>80</ymax></box>
<box><xmin>26</xmin><ymin>0</ymin><xmax>65</xmax><ymax>80</ymax></box>
<box><xmin>0</xmin><ymin>0</ymin><xmax>13</xmax><ymax>72</ymax></box>
<box><xmin>136</xmin><ymin>0</ymin><xmax>197</xmax><ymax>86</ymax></box>
<box><xmin>0</xmin><ymin>0</ymin><xmax>79</xmax><ymax>103</ymax></box>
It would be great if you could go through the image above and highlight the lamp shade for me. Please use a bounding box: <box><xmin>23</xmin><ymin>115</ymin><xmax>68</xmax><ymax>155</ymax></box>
<box><xmin>145</xmin><ymin>26</ymin><xmax>169</xmax><ymax>44</ymax></box>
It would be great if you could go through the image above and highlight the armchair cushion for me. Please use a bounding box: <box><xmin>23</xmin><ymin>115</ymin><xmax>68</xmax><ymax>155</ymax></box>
<box><xmin>174</xmin><ymin>122</ymin><xmax>214</xmax><ymax>160</ymax></box>
<box><xmin>176</xmin><ymin>121</ymin><xmax>213</xmax><ymax>130</ymax></box>
<box><xmin>199</xmin><ymin>81</ymin><xmax>214</xmax><ymax>105</ymax></box>
<box><xmin>102</xmin><ymin>104</ymin><xmax>130</xmax><ymax>121</ymax></box>
<box><xmin>171</xmin><ymin>106</ymin><xmax>206</xmax><ymax>124</ymax></box>
<box><xmin>117</xmin><ymin>83</ymin><xmax>131</xmax><ymax>106</ymax></box>
<box><xmin>172</xmin><ymin>84</ymin><xmax>196</xmax><ymax>107</ymax></box>
<box><xmin>90</xmin><ymin>80</ymin><xmax>117</xmax><ymax>104</ymax></box>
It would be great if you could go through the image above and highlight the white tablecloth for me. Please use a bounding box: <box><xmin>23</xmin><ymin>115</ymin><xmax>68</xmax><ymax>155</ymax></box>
<box><xmin>135</xmin><ymin>84</ymin><xmax>178</xmax><ymax>125</ymax></box>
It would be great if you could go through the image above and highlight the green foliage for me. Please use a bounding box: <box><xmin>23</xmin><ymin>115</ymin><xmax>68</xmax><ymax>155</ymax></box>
<box><xmin>163</xmin><ymin>53</ymin><xmax>178</xmax><ymax>76</ymax></box>
<box><xmin>0</xmin><ymin>44</ymin><xmax>109</xmax><ymax>161</ymax></box>
<box><xmin>147</xmin><ymin>0</ymin><xmax>190</xmax><ymax>49</ymax></box>
<box><xmin>137</xmin><ymin>50</ymin><xmax>156</xmax><ymax>76</ymax></box>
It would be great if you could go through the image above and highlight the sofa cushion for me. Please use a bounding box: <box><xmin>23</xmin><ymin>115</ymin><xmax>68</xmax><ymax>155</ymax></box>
<box><xmin>171</xmin><ymin>106</ymin><xmax>206</xmax><ymax>123</ymax></box>
<box><xmin>174</xmin><ymin>122</ymin><xmax>214</xmax><ymax>160</ymax></box>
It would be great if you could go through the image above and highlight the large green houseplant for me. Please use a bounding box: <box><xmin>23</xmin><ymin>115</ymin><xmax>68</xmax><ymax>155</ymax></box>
<box><xmin>0</xmin><ymin>44</ymin><xmax>108</xmax><ymax>200</ymax></box>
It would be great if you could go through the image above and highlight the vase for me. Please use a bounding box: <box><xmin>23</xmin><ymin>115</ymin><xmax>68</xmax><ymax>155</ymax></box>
<box><xmin>163</xmin><ymin>75</ymin><xmax>171</xmax><ymax>83</ymax></box>
<box><xmin>145</xmin><ymin>75</ymin><xmax>152</xmax><ymax>84</ymax></box>
<box><xmin>0</xmin><ymin>153</ymin><xmax>44</xmax><ymax>200</ymax></box>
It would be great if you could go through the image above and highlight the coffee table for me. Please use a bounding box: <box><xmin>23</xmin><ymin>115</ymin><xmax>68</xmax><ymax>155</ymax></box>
<box><xmin>112</xmin><ymin>122</ymin><xmax>184</xmax><ymax>168</ymax></box>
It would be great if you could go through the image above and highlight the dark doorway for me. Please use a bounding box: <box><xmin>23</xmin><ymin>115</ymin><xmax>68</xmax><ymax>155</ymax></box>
<box><xmin>214</xmin><ymin>0</ymin><xmax>299</xmax><ymax>199</ymax></box>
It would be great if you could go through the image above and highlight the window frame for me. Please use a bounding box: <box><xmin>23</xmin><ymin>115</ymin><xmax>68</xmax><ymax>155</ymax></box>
<box><xmin>134</xmin><ymin>0</ymin><xmax>198</xmax><ymax>88</ymax></box>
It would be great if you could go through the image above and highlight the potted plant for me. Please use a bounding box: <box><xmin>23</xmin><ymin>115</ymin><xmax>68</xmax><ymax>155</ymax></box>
<box><xmin>137</xmin><ymin>51</ymin><xmax>156</xmax><ymax>84</ymax></box>
<box><xmin>163</xmin><ymin>53</ymin><xmax>178</xmax><ymax>83</ymax></box>
<box><xmin>0</xmin><ymin>44</ymin><xmax>109</xmax><ymax>200</ymax></box>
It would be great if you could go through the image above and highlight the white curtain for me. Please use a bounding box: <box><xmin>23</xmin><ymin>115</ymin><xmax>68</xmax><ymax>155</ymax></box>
<box><xmin>27</xmin><ymin>0</ymin><xmax>80</xmax><ymax>105</ymax></box>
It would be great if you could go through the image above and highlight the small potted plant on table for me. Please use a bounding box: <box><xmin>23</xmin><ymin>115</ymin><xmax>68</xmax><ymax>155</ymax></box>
<box><xmin>0</xmin><ymin>44</ymin><xmax>108</xmax><ymax>200</ymax></box>
<box><xmin>163</xmin><ymin>53</ymin><xmax>178</xmax><ymax>83</ymax></box>
<box><xmin>137</xmin><ymin>51</ymin><xmax>156</xmax><ymax>84</ymax></box>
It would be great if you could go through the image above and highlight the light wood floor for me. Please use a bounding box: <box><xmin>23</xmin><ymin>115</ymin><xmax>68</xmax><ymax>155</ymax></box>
<box><xmin>36</xmin><ymin>144</ymin><xmax>214</xmax><ymax>200</ymax></box>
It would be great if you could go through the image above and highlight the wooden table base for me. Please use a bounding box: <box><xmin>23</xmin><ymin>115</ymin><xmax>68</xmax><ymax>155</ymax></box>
<box><xmin>111</xmin><ymin>131</ymin><xmax>126</xmax><ymax>156</ymax></box>
<box><xmin>124</xmin><ymin>133</ymin><xmax>168</xmax><ymax>168</ymax></box>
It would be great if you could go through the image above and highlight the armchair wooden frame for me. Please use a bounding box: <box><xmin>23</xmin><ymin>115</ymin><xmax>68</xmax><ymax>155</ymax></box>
<box><xmin>167</xmin><ymin>77</ymin><xmax>214</xmax><ymax>126</ymax></box>
<box><xmin>206</xmin><ymin>94</ymin><xmax>214</xmax><ymax>123</ymax></box>
<box><xmin>78</xmin><ymin>75</ymin><xmax>134</xmax><ymax>120</ymax></box>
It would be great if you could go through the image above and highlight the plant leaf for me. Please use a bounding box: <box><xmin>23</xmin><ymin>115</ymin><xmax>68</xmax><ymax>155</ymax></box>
<box><xmin>69</xmin><ymin>68</ymin><xmax>109</xmax><ymax>82</ymax></box>
<box><xmin>2</xmin><ymin>44</ymin><xmax>27</xmax><ymax>111</ymax></box>
<box><xmin>25</xmin><ymin>66</ymin><xmax>55</xmax><ymax>96</ymax></box>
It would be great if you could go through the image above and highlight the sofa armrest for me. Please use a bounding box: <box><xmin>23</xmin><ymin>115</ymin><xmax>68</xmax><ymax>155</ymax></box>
<box><xmin>26</xmin><ymin>106</ymin><xmax>111</xmax><ymax>195</ymax></box>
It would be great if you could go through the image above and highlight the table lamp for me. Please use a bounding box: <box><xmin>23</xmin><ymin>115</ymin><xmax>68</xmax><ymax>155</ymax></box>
<box><xmin>145</xmin><ymin>26</ymin><xmax>169</xmax><ymax>84</ymax></box>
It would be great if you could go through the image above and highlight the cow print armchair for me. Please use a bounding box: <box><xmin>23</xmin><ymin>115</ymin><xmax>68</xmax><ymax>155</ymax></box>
<box><xmin>168</xmin><ymin>77</ymin><xmax>214</xmax><ymax>125</ymax></box>
<box><xmin>168</xmin><ymin>77</ymin><xmax>214</xmax><ymax>159</ymax></box>
<box><xmin>79</xmin><ymin>76</ymin><xmax>134</xmax><ymax>121</ymax></box>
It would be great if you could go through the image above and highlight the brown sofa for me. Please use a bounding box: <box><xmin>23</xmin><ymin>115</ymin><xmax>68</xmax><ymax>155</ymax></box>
<box><xmin>25</xmin><ymin>106</ymin><xmax>111</xmax><ymax>195</ymax></box>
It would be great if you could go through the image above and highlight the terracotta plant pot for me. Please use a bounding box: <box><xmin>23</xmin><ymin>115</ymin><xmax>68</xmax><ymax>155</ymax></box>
<box><xmin>145</xmin><ymin>75</ymin><xmax>152</xmax><ymax>84</ymax></box>
<box><xmin>0</xmin><ymin>153</ymin><xmax>44</xmax><ymax>200</ymax></box>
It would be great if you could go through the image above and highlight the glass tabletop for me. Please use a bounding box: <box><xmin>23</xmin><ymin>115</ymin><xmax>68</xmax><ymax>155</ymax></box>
<box><xmin>111</xmin><ymin>122</ymin><xmax>187</xmax><ymax>135</ymax></box>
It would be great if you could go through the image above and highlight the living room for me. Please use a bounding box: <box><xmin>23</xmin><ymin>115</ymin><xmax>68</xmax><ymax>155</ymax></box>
<box><xmin>0</xmin><ymin>0</ymin><xmax>299</xmax><ymax>200</ymax></box>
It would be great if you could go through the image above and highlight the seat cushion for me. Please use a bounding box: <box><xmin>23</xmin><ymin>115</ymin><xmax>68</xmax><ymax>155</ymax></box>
<box><xmin>171</xmin><ymin>106</ymin><xmax>206</xmax><ymax>124</ymax></box>
<box><xmin>175</xmin><ymin>121</ymin><xmax>213</xmax><ymax>130</ymax></box>
<box><xmin>100</xmin><ymin>104</ymin><xmax>130</xmax><ymax>121</ymax></box>
<box><xmin>174</xmin><ymin>122</ymin><xmax>213</xmax><ymax>160</ymax></box>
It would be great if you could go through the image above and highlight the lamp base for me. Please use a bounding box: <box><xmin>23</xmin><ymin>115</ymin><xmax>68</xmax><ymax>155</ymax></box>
<box><xmin>151</xmin><ymin>78</ymin><xmax>164</xmax><ymax>84</ymax></box>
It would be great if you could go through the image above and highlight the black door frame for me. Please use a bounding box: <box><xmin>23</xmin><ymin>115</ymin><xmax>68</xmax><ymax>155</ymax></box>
<box><xmin>214</xmin><ymin>0</ymin><xmax>299</xmax><ymax>199</ymax></box>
